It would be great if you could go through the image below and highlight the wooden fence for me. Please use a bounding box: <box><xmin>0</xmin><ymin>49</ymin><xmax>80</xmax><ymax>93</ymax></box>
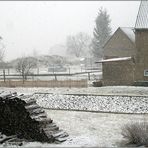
<box><xmin>0</xmin><ymin>79</ymin><xmax>88</xmax><ymax>88</ymax></box>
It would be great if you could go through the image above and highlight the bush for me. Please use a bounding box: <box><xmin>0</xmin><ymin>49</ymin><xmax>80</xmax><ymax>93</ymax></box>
<box><xmin>121</xmin><ymin>122</ymin><xmax>148</xmax><ymax>147</ymax></box>
<box><xmin>92</xmin><ymin>80</ymin><xmax>103</xmax><ymax>87</ymax></box>
<box><xmin>133</xmin><ymin>81</ymin><xmax>148</xmax><ymax>86</ymax></box>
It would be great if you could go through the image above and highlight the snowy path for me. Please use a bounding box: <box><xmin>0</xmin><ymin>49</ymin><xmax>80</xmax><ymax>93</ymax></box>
<box><xmin>1</xmin><ymin>86</ymin><xmax>148</xmax><ymax>96</ymax></box>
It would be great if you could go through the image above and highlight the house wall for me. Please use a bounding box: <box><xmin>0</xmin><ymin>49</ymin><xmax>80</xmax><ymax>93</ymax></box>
<box><xmin>104</xmin><ymin>28</ymin><xmax>135</xmax><ymax>59</ymax></box>
<box><xmin>102</xmin><ymin>60</ymin><xmax>135</xmax><ymax>86</ymax></box>
<box><xmin>134</xmin><ymin>30</ymin><xmax>148</xmax><ymax>81</ymax></box>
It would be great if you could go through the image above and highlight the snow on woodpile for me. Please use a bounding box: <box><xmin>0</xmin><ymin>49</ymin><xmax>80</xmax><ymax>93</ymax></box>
<box><xmin>0</xmin><ymin>92</ymin><xmax>68</xmax><ymax>146</ymax></box>
<box><xmin>34</xmin><ymin>94</ymin><xmax>148</xmax><ymax>113</ymax></box>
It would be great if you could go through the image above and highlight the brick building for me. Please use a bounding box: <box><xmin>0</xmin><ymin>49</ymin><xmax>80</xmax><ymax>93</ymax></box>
<box><xmin>96</xmin><ymin>0</ymin><xmax>148</xmax><ymax>86</ymax></box>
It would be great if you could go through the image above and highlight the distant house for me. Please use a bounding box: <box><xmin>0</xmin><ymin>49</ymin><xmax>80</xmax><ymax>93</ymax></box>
<box><xmin>96</xmin><ymin>27</ymin><xmax>136</xmax><ymax>86</ymax></box>
<box><xmin>96</xmin><ymin>0</ymin><xmax>148</xmax><ymax>86</ymax></box>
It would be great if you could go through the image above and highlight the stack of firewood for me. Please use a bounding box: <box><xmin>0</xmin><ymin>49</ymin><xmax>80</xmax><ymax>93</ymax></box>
<box><xmin>0</xmin><ymin>92</ymin><xmax>68</xmax><ymax>145</ymax></box>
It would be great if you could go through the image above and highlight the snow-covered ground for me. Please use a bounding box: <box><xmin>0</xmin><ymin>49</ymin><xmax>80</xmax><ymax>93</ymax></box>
<box><xmin>1</xmin><ymin>86</ymin><xmax>148</xmax><ymax>96</ymax></box>
<box><xmin>1</xmin><ymin>86</ymin><xmax>148</xmax><ymax>147</ymax></box>
<box><xmin>1</xmin><ymin>110</ymin><xmax>148</xmax><ymax>147</ymax></box>
<box><xmin>44</xmin><ymin>110</ymin><xmax>148</xmax><ymax>147</ymax></box>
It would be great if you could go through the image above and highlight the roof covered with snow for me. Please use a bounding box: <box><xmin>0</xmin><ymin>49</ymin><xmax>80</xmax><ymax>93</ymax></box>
<box><xmin>135</xmin><ymin>0</ymin><xmax>148</xmax><ymax>29</ymax></box>
<box><xmin>96</xmin><ymin>57</ymin><xmax>132</xmax><ymax>63</ymax></box>
<box><xmin>120</xmin><ymin>27</ymin><xmax>135</xmax><ymax>43</ymax></box>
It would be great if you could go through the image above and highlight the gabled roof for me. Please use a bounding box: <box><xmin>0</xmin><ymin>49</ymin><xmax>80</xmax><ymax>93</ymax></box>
<box><xmin>135</xmin><ymin>0</ymin><xmax>148</xmax><ymax>29</ymax></box>
<box><xmin>120</xmin><ymin>27</ymin><xmax>135</xmax><ymax>43</ymax></box>
<box><xmin>104</xmin><ymin>27</ymin><xmax>135</xmax><ymax>48</ymax></box>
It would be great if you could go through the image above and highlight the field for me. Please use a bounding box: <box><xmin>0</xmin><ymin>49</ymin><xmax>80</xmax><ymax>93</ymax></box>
<box><xmin>1</xmin><ymin>86</ymin><xmax>148</xmax><ymax>147</ymax></box>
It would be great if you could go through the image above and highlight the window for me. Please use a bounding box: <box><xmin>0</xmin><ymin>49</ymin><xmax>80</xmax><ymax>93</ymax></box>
<box><xmin>144</xmin><ymin>69</ymin><xmax>148</xmax><ymax>76</ymax></box>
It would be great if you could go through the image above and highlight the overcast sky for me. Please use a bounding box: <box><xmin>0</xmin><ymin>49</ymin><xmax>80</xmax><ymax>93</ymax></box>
<box><xmin>0</xmin><ymin>1</ymin><xmax>140</xmax><ymax>61</ymax></box>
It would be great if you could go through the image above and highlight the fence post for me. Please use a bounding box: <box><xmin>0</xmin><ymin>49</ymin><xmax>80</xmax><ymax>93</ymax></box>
<box><xmin>3</xmin><ymin>69</ymin><xmax>6</xmax><ymax>82</ymax></box>
<box><xmin>69</xmin><ymin>67</ymin><xmax>70</xmax><ymax>75</ymax></box>
<box><xmin>69</xmin><ymin>79</ymin><xmax>71</xmax><ymax>88</ymax></box>
<box><xmin>88</xmin><ymin>72</ymin><xmax>90</xmax><ymax>80</ymax></box>
<box><xmin>8</xmin><ymin>68</ymin><xmax>10</xmax><ymax>75</ymax></box>
<box><xmin>54</xmin><ymin>74</ymin><xmax>57</xmax><ymax>81</ymax></box>
<box><xmin>37</xmin><ymin>67</ymin><xmax>39</xmax><ymax>74</ymax></box>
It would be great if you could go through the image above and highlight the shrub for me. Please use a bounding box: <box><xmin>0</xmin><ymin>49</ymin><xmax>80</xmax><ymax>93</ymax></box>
<box><xmin>92</xmin><ymin>80</ymin><xmax>103</xmax><ymax>87</ymax></box>
<box><xmin>133</xmin><ymin>81</ymin><xmax>148</xmax><ymax>86</ymax></box>
<box><xmin>121</xmin><ymin>122</ymin><xmax>148</xmax><ymax>146</ymax></box>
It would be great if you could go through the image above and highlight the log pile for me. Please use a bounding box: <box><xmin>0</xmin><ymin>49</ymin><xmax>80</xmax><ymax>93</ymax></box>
<box><xmin>0</xmin><ymin>91</ymin><xmax>68</xmax><ymax>145</ymax></box>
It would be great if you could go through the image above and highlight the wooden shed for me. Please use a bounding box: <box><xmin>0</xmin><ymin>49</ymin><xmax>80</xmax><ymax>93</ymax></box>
<box><xmin>96</xmin><ymin>57</ymin><xmax>135</xmax><ymax>86</ymax></box>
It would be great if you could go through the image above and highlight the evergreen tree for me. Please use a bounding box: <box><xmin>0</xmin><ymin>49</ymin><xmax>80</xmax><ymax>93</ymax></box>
<box><xmin>92</xmin><ymin>7</ymin><xmax>112</xmax><ymax>59</ymax></box>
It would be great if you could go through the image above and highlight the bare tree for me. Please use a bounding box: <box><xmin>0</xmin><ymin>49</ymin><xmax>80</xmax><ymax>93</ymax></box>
<box><xmin>0</xmin><ymin>36</ymin><xmax>5</xmax><ymax>62</ymax></box>
<box><xmin>0</xmin><ymin>36</ymin><xmax>6</xmax><ymax>82</ymax></box>
<box><xmin>0</xmin><ymin>49</ymin><xmax>4</xmax><ymax>62</ymax></box>
<box><xmin>66</xmin><ymin>32</ymin><xmax>91</xmax><ymax>58</ymax></box>
<box><xmin>15</xmin><ymin>56</ymin><xmax>37</xmax><ymax>83</ymax></box>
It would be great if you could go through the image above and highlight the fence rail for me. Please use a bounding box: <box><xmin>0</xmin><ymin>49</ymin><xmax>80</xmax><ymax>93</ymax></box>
<box><xmin>0</xmin><ymin>70</ymin><xmax>100</xmax><ymax>77</ymax></box>
<box><xmin>0</xmin><ymin>70</ymin><xmax>102</xmax><ymax>82</ymax></box>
